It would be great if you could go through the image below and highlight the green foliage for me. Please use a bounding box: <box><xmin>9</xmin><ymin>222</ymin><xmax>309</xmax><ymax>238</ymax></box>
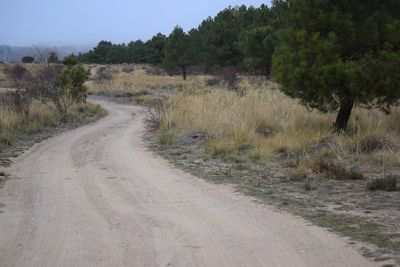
<box><xmin>145</xmin><ymin>33</ymin><xmax>167</xmax><ymax>64</ymax></box>
<box><xmin>273</xmin><ymin>0</ymin><xmax>400</xmax><ymax>130</ymax></box>
<box><xmin>76</xmin><ymin>1</ymin><xmax>400</xmax><ymax>132</ymax></box>
<box><xmin>163</xmin><ymin>26</ymin><xmax>191</xmax><ymax>79</ymax></box>
<box><xmin>63</xmin><ymin>54</ymin><xmax>79</xmax><ymax>66</ymax></box>
<box><xmin>58</xmin><ymin>65</ymin><xmax>90</xmax><ymax>102</ymax></box>
<box><xmin>78</xmin><ymin>5</ymin><xmax>275</xmax><ymax>74</ymax></box>
<box><xmin>238</xmin><ymin>26</ymin><xmax>275</xmax><ymax>75</ymax></box>
<box><xmin>21</xmin><ymin>56</ymin><xmax>34</xmax><ymax>63</ymax></box>
<box><xmin>79</xmin><ymin>34</ymin><xmax>166</xmax><ymax>65</ymax></box>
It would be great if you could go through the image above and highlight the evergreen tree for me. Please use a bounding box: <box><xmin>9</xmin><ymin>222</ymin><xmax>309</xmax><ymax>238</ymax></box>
<box><xmin>273</xmin><ymin>0</ymin><xmax>400</xmax><ymax>131</ymax></box>
<box><xmin>163</xmin><ymin>26</ymin><xmax>191</xmax><ymax>80</ymax></box>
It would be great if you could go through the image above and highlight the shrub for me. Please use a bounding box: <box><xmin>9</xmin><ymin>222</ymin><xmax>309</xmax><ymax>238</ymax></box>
<box><xmin>286</xmin><ymin>165</ymin><xmax>311</xmax><ymax>181</ymax></box>
<box><xmin>367</xmin><ymin>176</ymin><xmax>397</xmax><ymax>191</ymax></box>
<box><xmin>358</xmin><ymin>134</ymin><xmax>398</xmax><ymax>154</ymax></box>
<box><xmin>58</xmin><ymin>65</ymin><xmax>90</xmax><ymax>102</ymax></box>
<box><xmin>145</xmin><ymin>66</ymin><xmax>167</xmax><ymax>76</ymax></box>
<box><xmin>94</xmin><ymin>65</ymin><xmax>113</xmax><ymax>80</ymax></box>
<box><xmin>213</xmin><ymin>67</ymin><xmax>238</xmax><ymax>88</ymax></box>
<box><xmin>146</xmin><ymin>100</ymin><xmax>165</xmax><ymax>131</ymax></box>
<box><xmin>311</xmin><ymin>158</ymin><xmax>364</xmax><ymax>180</ymax></box>
<box><xmin>21</xmin><ymin>56</ymin><xmax>34</xmax><ymax>63</ymax></box>
<box><xmin>62</xmin><ymin>54</ymin><xmax>79</xmax><ymax>66</ymax></box>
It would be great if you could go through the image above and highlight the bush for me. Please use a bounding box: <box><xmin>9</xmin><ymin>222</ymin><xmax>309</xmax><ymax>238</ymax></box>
<box><xmin>146</xmin><ymin>100</ymin><xmax>165</xmax><ymax>131</ymax></box>
<box><xmin>145</xmin><ymin>66</ymin><xmax>166</xmax><ymax>76</ymax></box>
<box><xmin>286</xmin><ymin>165</ymin><xmax>311</xmax><ymax>181</ymax></box>
<box><xmin>94</xmin><ymin>65</ymin><xmax>113</xmax><ymax>80</ymax></box>
<box><xmin>367</xmin><ymin>176</ymin><xmax>397</xmax><ymax>191</ymax></box>
<box><xmin>1</xmin><ymin>90</ymin><xmax>31</xmax><ymax>115</ymax></box>
<box><xmin>121</xmin><ymin>64</ymin><xmax>135</xmax><ymax>73</ymax></box>
<box><xmin>63</xmin><ymin>54</ymin><xmax>79</xmax><ymax>66</ymax></box>
<box><xmin>21</xmin><ymin>56</ymin><xmax>34</xmax><ymax>63</ymax></box>
<box><xmin>312</xmin><ymin>158</ymin><xmax>364</xmax><ymax>180</ymax></box>
<box><xmin>358</xmin><ymin>134</ymin><xmax>398</xmax><ymax>153</ymax></box>
<box><xmin>58</xmin><ymin>65</ymin><xmax>90</xmax><ymax>102</ymax></box>
<box><xmin>213</xmin><ymin>67</ymin><xmax>238</xmax><ymax>88</ymax></box>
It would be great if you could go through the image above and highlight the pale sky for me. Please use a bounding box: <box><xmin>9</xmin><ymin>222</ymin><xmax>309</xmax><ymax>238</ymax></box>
<box><xmin>1</xmin><ymin>0</ymin><xmax>271</xmax><ymax>47</ymax></box>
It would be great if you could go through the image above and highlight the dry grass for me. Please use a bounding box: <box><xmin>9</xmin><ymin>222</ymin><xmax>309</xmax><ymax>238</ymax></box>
<box><xmin>86</xmin><ymin>64</ymin><xmax>213</xmax><ymax>94</ymax></box>
<box><xmin>0</xmin><ymin>100</ymin><xmax>104</xmax><ymax>144</ymax></box>
<box><xmin>161</xmin><ymin>78</ymin><xmax>400</xmax><ymax>166</ymax></box>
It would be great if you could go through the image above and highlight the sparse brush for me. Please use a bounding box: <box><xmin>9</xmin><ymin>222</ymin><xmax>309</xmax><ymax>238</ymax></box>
<box><xmin>0</xmin><ymin>100</ymin><xmax>104</xmax><ymax>145</ymax></box>
<box><xmin>159</xmin><ymin>128</ymin><xmax>174</xmax><ymax>145</ymax></box>
<box><xmin>86</xmin><ymin>64</ymin><xmax>212</xmax><ymax>94</ymax></box>
<box><xmin>286</xmin><ymin>165</ymin><xmax>311</xmax><ymax>181</ymax></box>
<box><xmin>357</xmin><ymin>134</ymin><xmax>398</xmax><ymax>154</ymax></box>
<box><xmin>311</xmin><ymin>158</ymin><xmax>364</xmax><ymax>180</ymax></box>
<box><xmin>159</xmin><ymin>77</ymin><xmax>400</xmax><ymax>168</ymax></box>
<box><xmin>206</xmin><ymin>139</ymin><xmax>234</xmax><ymax>157</ymax></box>
<box><xmin>367</xmin><ymin>176</ymin><xmax>398</xmax><ymax>191</ymax></box>
<box><xmin>146</xmin><ymin>100</ymin><xmax>165</xmax><ymax>131</ymax></box>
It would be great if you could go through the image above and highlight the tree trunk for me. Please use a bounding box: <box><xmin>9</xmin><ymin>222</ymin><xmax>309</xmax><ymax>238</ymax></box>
<box><xmin>334</xmin><ymin>96</ymin><xmax>354</xmax><ymax>132</ymax></box>
<box><xmin>182</xmin><ymin>66</ymin><xmax>187</xmax><ymax>80</ymax></box>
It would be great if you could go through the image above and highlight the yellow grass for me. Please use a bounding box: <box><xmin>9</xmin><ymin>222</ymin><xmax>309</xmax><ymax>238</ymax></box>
<box><xmin>86</xmin><ymin>64</ymin><xmax>213</xmax><ymax>94</ymax></box>
<box><xmin>0</xmin><ymin>100</ymin><xmax>104</xmax><ymax>144</ymax></box>
<box><xmin>162</xmin><ymin>78</ymin><xmax>400</xmax><ymax>164</ymax></box>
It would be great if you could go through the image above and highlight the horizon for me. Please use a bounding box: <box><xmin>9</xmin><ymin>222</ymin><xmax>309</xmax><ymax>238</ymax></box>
<box><xmin>0</xmin><ymin>0</ymin><xmax>270</xmax><ymax>47</ymax></box>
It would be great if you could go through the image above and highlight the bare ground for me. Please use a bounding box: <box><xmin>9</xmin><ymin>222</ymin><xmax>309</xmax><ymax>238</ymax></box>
<box><xmin>147</xmin><ymin>128</ymin><xmax>400</xmax><ymax>266</ymax></box>
<box><xmin>0</xmin><ymin>101</ymin><xmax>375</xmax><ymax>267</ymax></box>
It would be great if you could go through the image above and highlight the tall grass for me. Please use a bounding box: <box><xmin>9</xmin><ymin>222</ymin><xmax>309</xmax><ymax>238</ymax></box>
<box><xmin>0</xmin><ymin>100</ymin><xmax>104</xmax><ymax>145</ymax></box>
<box><xmin>162</xmin><ymin>78</ymin><xmax>400</xmax><ymax>164</ymax></box>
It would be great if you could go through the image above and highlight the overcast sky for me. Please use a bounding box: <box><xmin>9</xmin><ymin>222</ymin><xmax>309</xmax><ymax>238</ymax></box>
<box><xmin>1</xmin><ymin>0</ymin><xmax>270</xmax><ymax>47</ymax></box>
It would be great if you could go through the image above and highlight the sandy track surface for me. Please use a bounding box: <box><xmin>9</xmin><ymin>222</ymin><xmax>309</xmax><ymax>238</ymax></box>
<box><xmin>0</xmin><ymin>101</ymin><xmax>374</xmax><ymax>267</ymax></box>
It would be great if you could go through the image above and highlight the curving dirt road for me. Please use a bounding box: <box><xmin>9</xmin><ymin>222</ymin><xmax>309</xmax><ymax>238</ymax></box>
<box><xmin>0</xmin><ymin>101</ymin><xmax>374</xmax><ymax>267</ymax></box>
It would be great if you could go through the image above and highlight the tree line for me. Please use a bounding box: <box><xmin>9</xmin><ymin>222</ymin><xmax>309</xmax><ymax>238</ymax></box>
<box><xmin>79</xmin><ymin>4</ymin><xmax>277</xmax><ymax>75</ymax></box>
<box><xmin>78</xmin><ymin>0</ymin><xmax>399</xmax><ymax>132</ymax></box>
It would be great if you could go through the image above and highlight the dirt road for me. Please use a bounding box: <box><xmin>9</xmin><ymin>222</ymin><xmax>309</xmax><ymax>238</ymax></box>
<box><xmin>0</xmin><ymin>101</ymin><xmax>374</xmax><ymax>267</ymax></box>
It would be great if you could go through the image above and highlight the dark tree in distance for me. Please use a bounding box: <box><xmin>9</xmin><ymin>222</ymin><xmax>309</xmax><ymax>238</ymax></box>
<box><xmin>21</xmin><ymin>56</ymin><xmax>35</xmax><ymax>63</ymax></box>
<box><xmin>163</xmin><ymin>26</ymin><xmax>191</xmax><ymax>80</ymax></box>
<box><xmin>47</xmin><ymin>51</ymin><xmax>59</xmax><ymax>63</ymax></box>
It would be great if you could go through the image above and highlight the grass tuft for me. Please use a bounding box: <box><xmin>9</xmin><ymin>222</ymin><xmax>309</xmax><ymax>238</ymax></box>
<box><xmin>367</xmin><ymin>176</ymin><xmax>398</xmax><ymax>191</ymax></box>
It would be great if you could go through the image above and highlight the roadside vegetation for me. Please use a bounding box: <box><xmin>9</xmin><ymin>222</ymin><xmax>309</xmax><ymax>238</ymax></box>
<box><xmin>0</xmin><ymin>100</ymin><xmax>104</xmax><ymax>145</ymax></box>
<box><xmin>86</xmin><ymin>64</ymin><xmax>212</xmax><ymax>105</ymax></box>
<box><xmin>0</xmin><ymin>53</ymin><xmax>105</xmax><ymax>155</ymax></box>
<box><xmin>1</xmin><ymin>0</ymin><xmax>399</xmax><ymax>264</ymax></box>
<box><xmin>160</xmin><ymin>81</ymin><xmax>400</xmax><ymax>167</ymax></box>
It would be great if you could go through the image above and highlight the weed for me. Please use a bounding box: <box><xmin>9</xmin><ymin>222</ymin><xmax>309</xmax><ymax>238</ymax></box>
<box><xmin>206</xmin><ymin>140</ymin><xmax>234</xmax><ymax>157</ymax></box>
<box><xmin>159</xmin><ymin>129</ymin><xmax>174</xmax><ymax>145</ymax></box>
<box><xmin>367</xmin><ymin>176</ymin><xmax>397</xmax><ymax>191</ymax></box>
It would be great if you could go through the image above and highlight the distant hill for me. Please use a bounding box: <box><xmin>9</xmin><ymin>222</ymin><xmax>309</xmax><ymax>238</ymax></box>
<box><xmin>0</xmin><ymin>45</ymin><xmax>91</xmax><ymax>63</ymax></box>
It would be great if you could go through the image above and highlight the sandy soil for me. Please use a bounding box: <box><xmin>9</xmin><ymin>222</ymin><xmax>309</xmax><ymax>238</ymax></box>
<box><xmin>0</xmin><ymin>101</ymin><xmax>375</xmax><ymax>267</ymax></box>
